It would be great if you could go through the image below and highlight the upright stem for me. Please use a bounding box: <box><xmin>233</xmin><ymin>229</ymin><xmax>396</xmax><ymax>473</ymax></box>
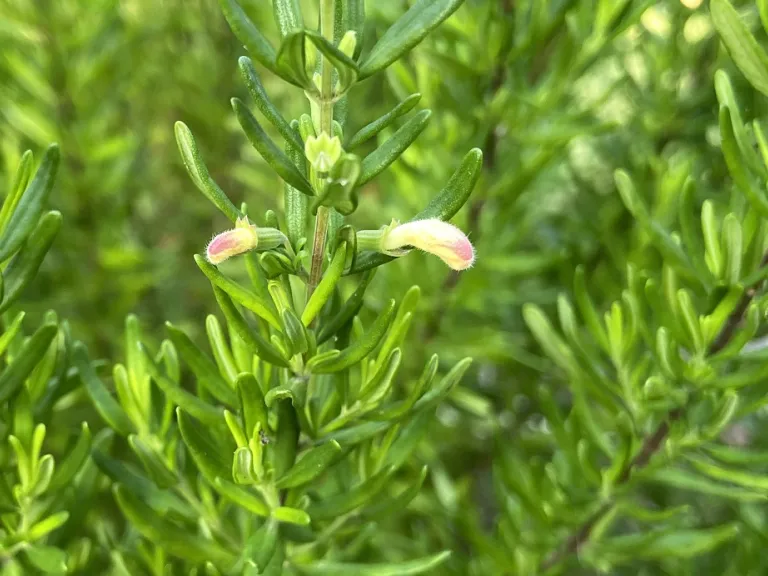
<box><xmin>307</xmin><ymin>0</ymin><xmax>336</xmax><ymax>297</ymax></box>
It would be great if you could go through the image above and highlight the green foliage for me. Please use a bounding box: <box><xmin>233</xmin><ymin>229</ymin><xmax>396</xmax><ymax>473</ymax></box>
<box><xmin>7</xmin><ymin>0</ymin><xmax>768</xmax><ymax>575</ymax></box>
<box><xmin>0</xmin><ymin>139</ymin><xmax>96</xmax><ymax>573</ymax></box>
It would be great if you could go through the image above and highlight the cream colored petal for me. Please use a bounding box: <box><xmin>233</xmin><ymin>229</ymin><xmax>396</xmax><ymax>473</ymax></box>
<box><xmin>381</xmin><ymin>219</ymin><xmax>475</xmax><ymax>271</ymax></box>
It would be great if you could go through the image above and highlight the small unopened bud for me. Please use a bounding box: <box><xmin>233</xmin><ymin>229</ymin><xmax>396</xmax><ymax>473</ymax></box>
<box><xmin>338</xmin><ymin>31</ymin><xmax>357</xmax><ymax>59</ymax></box>
<box><xmin>206</xmin><ymin>217</ymin><xmax>258</xmax><ymax>265</ymax></box>
<box><xmin>380</xmin><ymin>218</ymin><xmax>475</xmax><ymax>271</ymax></box>
<box><xmin>305</xmin><ymin>132</ymin><xmax>342</xmax><ymax>173</ymax></box>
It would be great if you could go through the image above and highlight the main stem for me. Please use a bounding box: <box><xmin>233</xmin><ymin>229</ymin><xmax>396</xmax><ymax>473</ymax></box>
<box><xmin>307</xmin><ymin>0</ymin><xmax>336</xmax><ymax>297</ymax></box>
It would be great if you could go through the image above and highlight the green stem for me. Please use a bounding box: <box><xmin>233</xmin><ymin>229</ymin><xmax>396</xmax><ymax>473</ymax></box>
<box><xmin>307</xmin><ymin>0</ymin><xmax>336</xmax><ymax>297</ymax></box>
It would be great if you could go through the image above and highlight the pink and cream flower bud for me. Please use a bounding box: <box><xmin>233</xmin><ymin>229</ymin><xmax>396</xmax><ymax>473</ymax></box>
<box><xmin>206</xmin><ymin>217</ymin><xmax>259</xmax><ymax>265</ymax></box>
<box><xmin>380</xmin><ymin>218</ymin><xmax>475</xmax><ymax>271</ymax></box>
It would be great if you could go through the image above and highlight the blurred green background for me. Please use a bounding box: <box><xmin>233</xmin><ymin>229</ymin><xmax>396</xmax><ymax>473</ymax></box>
<box><xmin>0</xmin><ymin>0</ymin><xmax>725</xmax><ymax>350</ymax></box>
<box><xmin>2</xmin><ymin>0</ymin><xmax>764</xmax><ymax>572</ymax></box>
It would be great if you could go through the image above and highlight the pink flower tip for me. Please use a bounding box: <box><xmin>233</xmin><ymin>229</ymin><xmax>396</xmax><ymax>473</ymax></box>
<box><xmin>206</xmin><ymin>218</ymin><xmax>259</xmax><ymax>265</ymax></box>
<box><xmin>381</xmin><ymin>218</ymin><xmax>475</xmax><ymax>271</ymax></box>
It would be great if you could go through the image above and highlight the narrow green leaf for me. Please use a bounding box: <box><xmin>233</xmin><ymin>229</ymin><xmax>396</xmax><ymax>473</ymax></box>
<box><xmin>686</xmin><ymin>453</ymin><xmax>768</xmax><ymax>491</ymax></box>
<box><xmin>0</xmin><ymin>312</ymin><xmax>24</xmax><ymax>359</ymax></box>
<box><xmin>218</xmin><ymin>0</ymin><xmax>283</xmax><ymax>79</ymax></box>
<box><xmin>384</xmin><ymin>411</ymin><xmax>432</xmax><ymax>469</ymax></box>
<box><xmin>320</xmin><ymin>420</ymin><xmax>390</xmax><ymax>445</ymax></box>
<box><xmin>309</xmin><ymin>299</ymin><xmax>396</xmax><ymax>373</ymax></box>
<box><xmin>368</xmin><ymin>355</ymin><xmax>438</xmax><ymax>421</ymax></box>
<box><xmin>359</xmin><ymin>0</ymin><xmax>464</xmax><ymax>79</ymax></box>
<box><xmin>615</xmin><ymin>170</ymin><xmax>647</xmax><ymax>217</ymax></box>
<box><xmin>644</xmin><ymin>466</ymin><xmax>767</xmax><ymax>501</ymax></box>
<box><xmin>275</xmin><ymin>440</ymin><xmax>341</xmax><ymax>489</ymax></box>
<box><xmin>166</xmin><ymin>322</ymin><xmax>237</xmax><ymax>406</ymax></box>
<box><xmin>67</xmin><ymin>344</ymin><xmax>124</xmax><ymax>436</ymax></box>
<box><xmin>712</xmin><ymin>303</ymin><xmax>760</xmax><ymax>361</ymax></box>
<box><xmin>128</xmin><ymin>435</ymin><xmax>177</xmax><ymax>489</ymax></box>
<box><xmin>124</xmin><ymin>315</ymin><xmax>148</xmax><ymax>409</ymax></box>
<box><xmin>360</xmin><ymin>349</ymin><xmax>401</xmax><ymax>403</ymax></box>
<box><xmin>306</xmin><ymin>30</ymin><xmax>359</xmax><ymax>93</ymax></box>
<box><xmin>0</xmin><ymin>143</ymin><xmax>59</xmax><ymax>263</ymax></box>
<box><xmin>711</xmin><ymin>0</ymin><xmax>768</xmax><ymax>96</ymax></box>
<box><xmin>239</xmin><ymin>58</ymin><xmax>304</xmax><ymax>152</ymax></box>
<box><xmin>276</xmin><ymin>31</ymin><xmax>312</xmax><ymax>88</ymax></box>
<box><xmin>25</xmin><ymin>511</ymin><xmax>69</xmax><ymax>541</ymax></box>
<box><xmin>678</xmin><ymin>179</ymin><xmax>712</xmax><ymax>282</ymax></box>
<box><xmin>245</xmin><ymin>518</ymin><xmax>279</xmax><ymax>571</ymax></box>
<box><xmin>48</xmin><ymin>422</ymin><xmax>90</xmax><ymax>491</ymax></box>
<box><xmin>272</xmin><ymin>506</ymin><xmax>310</xmax><ymax>525</ymax></box>
<box><xmin>285</xmin><ymin>119</ymin><xmax>309</xmax><ymax>250</ymax></box>
<box><xmin>317</xmin><ymin>269</ymin><xmax>375</xmax><ymax>344</ymax></box>
<box><xmin>174</xmin><ymin>122</ymin><xmax>241</xmax><ymax>222</ymax></box>
<box><xmin>177</xmin><ymin>408</ymin><xmax>235</xmax><ymax>484</ymax></box>
<box><xmin>232</xmin><ymin>98</ymin><xmax>315</xmax><ymax>196</ymax></box>
<box><xmin>715</xmin><ymin>69</ymin><xmax>764</xmax><ymax>175</ymax></box>
<box><xmin>302</xmin><ymin>243</ymin><xmax>347</xmax><ymax>326</ymax></box>
<box><xmin>233</xmin><ymin>445</ymin><xmax>256</xmax><ymax>483</ymax></box>
<box><xmin>374</xmin><ymin>284</ymin><xmax>419</xmax><ymax>371</ymax></box>
<box><xmin>270</xmin><ymin>398</ymin><xmax>299</xmax><ymax>478</ymax></box>
<box><xmin>213</xmin><ymin>477</ymin><xmax>269</xmax><ymax>517</ymax></box>
<box><xmin>92</xmin><ymin>449</ymin><xmax>193</xmax><ymax>517</ymax></box>
<box><xmin>523</xmin><ymin>304</ymin><xmax>577</xmax><ymax>374</ymax></box>
<box><xmin>721</xmin><ymin>213</ymin><xmax>743</xmax><ymax>284</ymax></box>
<box><xmin>704</xmin><ymin>443</ymin><xmax>768</xmax><ymax>464</ymax></box>
<box><xmin>593</xmin><ymin>524</ymin><xmax>739</xmax><ymax>561</ymax></box>
<box><xmin>114</xmin><ymin>484</ymin><xmax>236</xmax><ymax>566</ymax></box>
<box><xmin>1</xmin><ymin>322</ymin><xmax>58</xmax><ymax>406</ymax></box>
<box><xmin>341</xmin><ymin>0</ymin><xmax>365</xmax><ymax>58</ymax></box>
<box><xmin>0</xmin><ymin>150</ymin><xmax>33</xmax><ymax>234</ymax></box>
<box><xmin>347</xmin><ymin>94</ymin><xmax>422</xmax><ymax>149</ymax></box>
<box><xmin>620</xmin><ymin>501</ymin><xmax>691</xmax><ymax>524</ymax></box>
<box><xmin>362</xmin><ymin>465</ymin><xmax>428</xmax><ymax>520</ymax></box>
<box><xmin>23</xmin><ymin>545</ymin><xmax>67</xmax><ymax>574</ymax></box>
<box><xmin>616</xmin><ymin>170</ymin><xmax>694</xmax><ymax>275</ymax></box>
<box><xmin>206</xmin><ymin>315</ymin><xmax>238</xmax><ymax>384</ymax></box>
<box><xmin>358</xmin><ymin>110</ymin><xmax>431</xmax><ymax>186</ymax></box>
<box><xmin>760</xmin><ymin>0</ymin><xmax>768</xmax><ymax>34</ymax></box>
<box><xmin>238</xmin><ymin>373</ymin><xmax>269</xmax><ymax>437</ymax></box>
<box><xmin>720</xmin><ymin>106</ymin><xmax>768</xmax><ymax>217</ymax></box>
<box><xmin>142</xmin><ymin>345</ymin><xmax>224</xmax><ymax>428</ymax></box>
<box><xmin>306</xmin><ymin>466</ymin><xmax>394</xmax><ymax>520</ymax></box>
<box><xmin>0</xmin><ymin>211</ymin><xmax>60</xmax><ymax>313</ymax></box>
<box><xmin>281</xmin><ymin>307</ymin><xmax>309</xmax><ymax>355</ymax></box>
<box><xmin>676</xmin><ymin>289</ymin><xmax>704</xmax><ymax>354</ymax></box>
<box><xmin>213</xmin><ymin>288</ymin><xmax>289</xmax><ymax>367</ymax></box>
<box><xmin>702</xmin><ymin>200</ymin><xmax>724</xmax><ymax>278</ymax></box>
<box><xmin>273</xmin><ymin>0</ymin><xmax>303</xmax><ymax>37</ymax></box>
<box><xmin>196</xmin><ymin>254</ymin><xmax>281</xmax><ymax>330</ymax></box>
<box><xmin>295</xmin><ymin>551</ymin><xmax>451</xmax><ymax>575</ymax></box>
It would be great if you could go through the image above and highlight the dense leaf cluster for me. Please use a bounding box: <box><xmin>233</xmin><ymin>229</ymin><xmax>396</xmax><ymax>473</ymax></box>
<box><xmin>4</xmin><ymin>0</ymin><xmax>768</xmax><ymax>575</ymax></box>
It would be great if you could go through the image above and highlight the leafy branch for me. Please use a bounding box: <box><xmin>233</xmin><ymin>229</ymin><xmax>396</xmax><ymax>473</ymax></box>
<box><xmin>541</xmin><ymin>250</ymin><xmax>768</xmax><ymax>571</ymax></box>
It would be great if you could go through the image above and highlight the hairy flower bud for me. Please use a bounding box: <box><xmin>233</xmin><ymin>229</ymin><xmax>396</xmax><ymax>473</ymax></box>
<box><xmin>206</xmin><ymin>217</ymin><xmax>259</xmax><ymax>264</ymax></box>
<box><xmin>380</xmin><ymin>218</ymin><xmax>475</xmax><ymax>271</ymax></box>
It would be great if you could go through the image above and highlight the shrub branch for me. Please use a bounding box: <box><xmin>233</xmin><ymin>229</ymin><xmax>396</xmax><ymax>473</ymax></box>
<box><xmin>539</xmin><ymin>250</ymin><xmax>768</xmax><ymax>573</ymax></box>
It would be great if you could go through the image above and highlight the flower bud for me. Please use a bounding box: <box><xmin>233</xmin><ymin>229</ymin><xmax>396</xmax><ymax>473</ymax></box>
<box><xmin>206</xmin><ymin>217</ymin><xmax>259</xmax><ymax>265</ymax></box>
<box><xmin>305</xmin><ymin>132</ymin><xmax>342</xmax><ymax>173</ymax></box>
<box><xmin>380</xmin><ymin>218</ymin><xmax>475</xmax><ymax>271</ymax></box>
<box><xmin>338</xmin><ymin>31</ymin><xmax>357</xmax><ymax>59</ymax></box>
